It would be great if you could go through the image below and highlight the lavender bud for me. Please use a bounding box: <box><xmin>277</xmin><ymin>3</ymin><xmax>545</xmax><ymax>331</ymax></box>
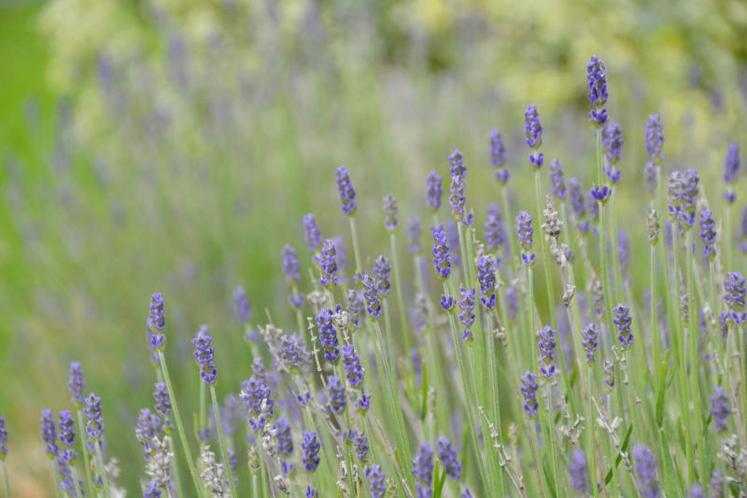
<box><xmin>603</xmin><ymin>122</ymin><xmax>623</xmax><ymax>165</ymax></box>
<box><xmin>581</xmin><ymin>323</ymin><xmax>599</xmax><ymax>363</ymax></box>
<box><xmin>645</xmin><ymin>114</ymin><xmax>664</xmax><ymax>164</ymax></box>
<box><xmin>458</xmin><ymin>287</ymin><xmax>476</xmax><ymax>342</ymax></box>
<box><xmin>383</xmin><ymin>194</ymin><xmax>398</xmax><ymax>231</ymax></box>
<box><xmin>317</xmin><ymin>308</ymin><xmax>340</xmax><ymax>363</ymax></box>
<box><xmin>365</xmin><ymin>464</ymin><xmax>386</xmax><ymax>498</ymax></box>
<box><xmin>448</xmin><ymin>149</ymin><xmax>467</xmax><ymax>221</ymax></box>
<box><xmin>520</xmin><ymin>371</ymin><xmax>539</xmax><ymax>417</ymax></box>
<box><xmin>301</xmin><ymin>432</ymin><xmax>321</xmax><ymax>473</ymax></box>
<box><xmin>440</xmin><ymin>293</ymin><xmax>455</xmax><ymax>311</ymax></box>
<box><xmin>361</xmin><ymin>273</ymin><xmax>382</xmax><ymax>319</ymax></box>
<box><xmin>67</xmin><ymin>361</ymin><xmax>85</xmax><ymax>407</ymax></box>
<box><xmin>303</xmin><ymin>213</ymin><xmax>322</xmax><ymax>251</ymax></box>
<box><xmin>192</xmin><ymin>325</ymin><xmax>218</xmax><ymax>384</ymax></box>
<box><xmin>549</xmin><ymin>159</ymin><xmax>567</xmax><ymax>199</ymax></box>
<box><xmin>667</xmin><ymin>169</ymin><xmax>700</xmax><ymax>229</ymax></box>
<box><xmin>58</xmin><ymin>410</ymin><xmax>76</xmax><ymax>449</ymax></box>
<box><xmin>699</xmin><ymin>209</ymin><xmax>717</xmax><ymax>262</ymax></box>
<box><xmin>273</xmin><ymin>417</ymin><xmax>293</xmax><ymax>457</ymax></box>
<box><xmin>613</xmin><ymin>304</ymin><xmax>633</xmax><ymax>347</ymax></box>
<box><xmin>590</xmin><ymin>185</ymin><xmax>611</xmax><ymax>204</ymax></box>
<box><xmin>515</xmin><ymin>211</ymin><xmax>535</xmax><ymax>266</ymax></box>
<box><xmin>83</xmin><ymin>393</ymin><xmax>104</xmax><ymax>441</ymax></box>
<box><xmin>632</xmin><ymin>444</ymin><xmax>659</xmax><ymax>498</ymax></box>
<box><xmin>413</xmin><ymin>443</ymin><xmax>434</xmax><ymax>497</ymax></box>
<box><xmin>569</xmin><ymin>177</ymin><xmax>586</xmax><ymax>218</ymax></box>
<box><xmin>335</xmin><ymin>166</ymin><xmax>357</xmax><ymax>216</ymax></box>
<box><xmin>490</xmin><ymin>129</ymin><xmax>507</xmax><ymax>167</ymax></box>
<box><xmin>319</xmin><ymin>239</ymin><xmax>339</xmax><ymax>287</ymax></box>
<box><xmin>569</xmin><ymin>449</ymin><xmax>589</xmax><ymax>494</ymax></box>
<box><xmin>0</xmin><ymin>418</ymin><xmax>7</xmax><ymax>460</ymax></box>
<box><xmin>710</xmin><ymin>386</ymin><xmax>730</xmax><ymax>432</ymax></box>
<box><xmin>723</xmin><ymin>143</ymin><xmax>740</xmax><ymax>185</ymax></box>
<box><xmin>233</xmin><ymin>286</ymin><xmax>252</xmax><ymax>324</ymax></box>
<box><xmin>537</xmin><ymin>325</ymin><xmax>557</xmax><ymax>378</ymax></box>
<box><xmin>281</xmin><ymin>244</ymin><xmax>301</xmax><ymax>283</ymax></box>
<box><xmin>436</xmin><ymin>437</ymin><xmax>461</xmax><ymax>481</ymax></box>
<box><xmin>484</xmin><ymin>204</ymin><xmax>507</xmax><ymax>253</ymax></box>
<box><xmin>426</xmin><ymin>170</ymin><xmax>443</xmax><ymax>211</ymax></box>
<box><xmin>724</xmin><ymin>272</ymin><xmax>746</xmax><ymax>311</ymax></box>
<box><xmin>586</xmin><ymin>55</ymin><xmax>608</xmax><ymax>108</ymax></box>
<box><xmin>41</xmin><ymin>409</ymin><xmax>58</xmax><ymax>456</ymax></box>
<box><xmin>407</xmin><ymin>217</ymin><xmax>421</xmax><ymax>254</ymax></box>
<box><xmin>477</xmin><ymin>255</ymin><xmax>497</xmax><ymax>309</ymax></box>
<box><xmin>524</xmin><ymin>105</ymin><xmax>543</xmax><ymax>150</ymax></box>
<box><xmin>373</xmin><ymin>256</ymin><xmax>392</xmax><ymax>296</ymax></box>
<box><xmin>346</xmin><ymin>430</ymin><xmax>369</xmax><ymax>462</ymax></box>
<box><xmin>342</xmin><ymin>344</ymin><xmax>364</xmax><ymax>387</ymax></box>
<box><xmin>431</xmin><ymin>225</ymin><xmax>452</xmax><ymax>279</ymax></box>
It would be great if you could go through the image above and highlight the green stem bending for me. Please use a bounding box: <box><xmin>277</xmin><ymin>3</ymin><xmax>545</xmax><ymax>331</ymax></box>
<box><xmin>210</xmin><ymin>386</ymin><xmax>238</xmax><ymax>497</ymax></box>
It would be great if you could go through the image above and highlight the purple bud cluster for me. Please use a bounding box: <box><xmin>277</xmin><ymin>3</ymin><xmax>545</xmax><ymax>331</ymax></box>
<box><xmin>448</xmin><ymin>148</ymin><xmax>467</xmax><ymax>221</ymax></box>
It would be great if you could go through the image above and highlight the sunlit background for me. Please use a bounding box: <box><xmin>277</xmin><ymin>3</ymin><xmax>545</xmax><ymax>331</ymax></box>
<box><xmin>2</xmin><ymin>0</ymin><xmax>746</xmax><ymax>493</ymax></box>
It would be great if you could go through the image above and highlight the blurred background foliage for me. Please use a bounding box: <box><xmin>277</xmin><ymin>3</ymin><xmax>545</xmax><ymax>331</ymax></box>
<box><xmin>2</xmin><ymin>0</ymin><xmax>747</xmax><ymax>492</ymax></box>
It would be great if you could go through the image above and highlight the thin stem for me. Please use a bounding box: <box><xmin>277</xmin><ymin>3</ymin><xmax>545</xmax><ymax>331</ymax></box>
<box><xmin>2</xmin><ymin>461</ymin><xmax>9</xmax><ymax>498</ymax></box>
<box><xmin>75</xmin><ymin>410</ymin><xmax>96</xmax><ymax>496</ymax></box>
<box><xmin>390</xmin><ymin>232</ymin><xmax>412</xmax><ymax>356</ymax></box>
<box><xmin>210</xmin><ymin>385</ymin><xmax>238</xmax><ymax>497</ymax></box>
<box><xmin>348</xmin><ymin>217</ymin><xmax>363</xmax><ymax>275</ymax></box>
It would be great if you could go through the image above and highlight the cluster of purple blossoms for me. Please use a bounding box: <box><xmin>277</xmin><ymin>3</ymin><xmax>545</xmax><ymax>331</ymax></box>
<box><xmin>520</xmin><ymin>371</ymin><xmax>539</xmax><ymax>416</ymax></box>
<box><xmin>581</xmin><ymin>323</ymin><xmax>599</xmax><ymax>362</ymax></box>
<box><xmin>83</xmin><ymin>393</ymin><xmax>103</xmax><ymax>441</ymax></box>
<box><xmin>569</xmin><ymin>449</ymin><xmax>589</xmax><ymax>494</ymax></box>
<box><xmin>326</xmin><ymin>375</ymin><xmax>347</xmax><ymax>414</ymax></box>
<box><xmin>0</xmin><ymin>417</ymin><xmax>7</xmax><ymax>460</ymax></box>
<box><xmin>524</xmin><ymin>105</ymin><xmax>544</xmax><ymax>167</ymax></box>
<box><xmin>413</xmin><ymin>442</ymin><xmax>434</xmax><ymax>498</ymax></box>
<box><xmin>68</xmin><ymin>361</ymin><xmax>85</xmax><ymax>407</ymax></box>
<box><xmin>425</xmin><ymin>170</ymin><xmax>442</xmax><ymax>211</ymax></box>
<box><xmin>618</xmin><ymin>229</ymin><xmax>630</xmax><ymax>277</ymax></box>
<box><xmin>489</xmin><ymin>129</ymin><xmax>509</xmax><ymax>183</ymax></box>
<box><xmin>699</xmin><ymin>208</ymin><xmax>717</xmax><ymax>261</ymax></box>
<box><xmin>318</xmin><ymin>239</ymin><xmax>339</xmax><ymax>287</ymax></box>
<box><xmin>590</xmin><ymin>184</ymin><xmax>611</xmax><ymax>204</ymax></box>
<box><xmin>723</xmin><ymin>272</ymin><xmax>746</xmax><ymax>326</ymax></box>
<box><xmin>440</xmin><ymin>293</ymin><xmax>454</xmax><ymax>311</ymax></box>
<box><xmin>41</xmin><ymin>409</ymin><xmax>58</xmax><ymax>456</ymax></box>
<box><xmin>240</xmin><ymin>374</ymin><xmax>273</xmax><ymax>431</ymax></box>
<box><xmin>632</xmin><ymin>444</ymin><xmax>659</xmax><ymax>498</ymax></box>
<box><xmin>537</xmin><ymin>325</ymin><xmax>557</xmax><ymax>378</ymax></box>
<box><xmin>515</xmin><ymin>211</ymin><xmax>535</xmax><ymax>266</ymax></box>
<box><xmin>365</xmin><ymin>464</ymin><xmax>386</xmax><ymax>498</ymax></box>
<box><xmin>613</xmin><ymin>304</ymin><xmax>633</xmax><ymax>347</ymax></box>
<box><xmin>335</xmin><ymin>166</ymin><xmax>357</xmax><ymax>216</ymax></box>
<box><xmin>58</xmin><ymin>410</ymin><xmax>76</xmax><ymax>450</ymax></box>
<box><xmin>233</xmin><ymin>286</ymin><xmax>252</xmax><ymax>324</ymax></box>
<box><xmin>549</xmin><ymin>159</ymin><xmax>567</xmax><ymax>199</ymax></box>
<box><xmin>383</xmin><ymin>194</ymin><xmax>398</xmax><ymax>231</ymax></box>
<box><xmin>431</xmin><ymin>224</ymin><xmax>451</xmax><ymax>278</ymax></box>
<box><xmin>407</xmin><ymin>217</ymin><xmax>421</xmax><ymax>254</ymax></box>
<box><xmin>723</xmin><ymin>143</ymin><xmax>740</xmax><ymax>203</ymax></box>
<box><xmin>458</xmin><ymin>287</ymin><xmax>476</xmax><ymax>342</ymax></box>
<box><xmin>476</xmin><ymin>255</ymin><xmax>497</xmax><ymax>309</ymax></box>
<box><xmin>303</xmin><ymin>213</ymin><xmax>322</xmax><ymax>251</ymax></box>
<box><xmin>301</xmin><ymin>431</ymin><xmax>321</xmax><ymax>473</ymax></box>
<box><xmin>667</xmin><ymin>169</ymin><xmax>700</xmax><ymax>228</ymax></box>
<box><xmin>342</xmin><ymin>344</ymin><xmax>364</xmax><ymax>387</ymax></box>
<box><xmin>347</xmin><ymin>288</ymin><xmax>365</xmax><ymax>329</ymax></box>
<box><xmin>361</xmin><ymin>272</ymin><xmax>383</xmax><ymax>318</ymax></box>
<box><xmin>346</xmin><ymin>429</ymin><xmax>369</xmax><ymax>462</ymax></box>
<box><xmin>484</xmin><ymin>203</ymin><xmax>507</xmax><ymax>254</ymax></box>
<box><xmin>317</xmin><ymin>308</ymin><xmax>340</xmax><ymax>362</ymax></box>
<box><xmin>192</xmin><ymin>325</ymin><xmax>218</xmax><ymax>384</ymax></box>
<box><xmin>276</xmin><ymin>333</ymin><xmax>312</xmax><ymax>374</ymax></box>
<box><xmin>569</xmin><ymin>177</ymin><xmax>586</xmax><ymax>217</ymax></box>
<box><xmin>373</xmin><ymin>255</ymin><xmax>392</xmax><ymax>295</ymax></box>
<box><xmin>436</xmin><ymin>437</ymin><xmax>462</xmax><ymax>481</ymax></box>
<box><xmin>448</xmin><ymin>149</ymin><xmax>467</xmax><ymax>221</ymax></box>
<box><xmin>147</xmin><ymin>293</ymin><xmax>166</xmax><ymax>352</ymax></box>
<box><xmin>281</xmin><ymin>244</ymin><xmax>301</xmax><ymax>283</ymax></box>
<box><xmin>644</xmin><ymin>114</ymin><xmax>664</xmax><ymax>192</ymax></box>
<box><xmin>710</xmin><ymin>386</ymin><xmax>730</xmax><ymax>432</ymax></box>
<box><xmin>587</xmin><ymin>55</ymin><xmax>608</xmax><ymax>127</ymax></box>
<box><xmin>603</xmin><ymin>122</ymin><xmax>623</xmax><ymax>182</ymax></box>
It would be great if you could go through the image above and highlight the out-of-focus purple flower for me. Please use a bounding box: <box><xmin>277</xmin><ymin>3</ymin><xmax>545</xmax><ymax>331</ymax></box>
<box><xmin>347</xmin><ymin>289</ymin><xmax>365</xmax><ymax>329</ymax></box>
<box><xmin>581</xmin><ymin>323</ymin><xmax>599</xmax><ymax>362</ymax></box>
<box><xmin>490</xmin><ymin>129</ymin><xmax>507</xmax><ymax>167</ymax></box>
<box><xmin>373</xmin><ymin>256</ymin><xmax>392</xmax><ymax>296</ymax></box>
<box><xmin>524</xmin><ymin>105</ymin><xmax>543</xmax><ymax>149</ymax></box>
<box><xmin>613</xmin><ymin>304</ymin><xmax>633</xmax><ymax>347</ymax></box>
<box><xmin>240</xmin><ymin>374</ymin><xmax>273</xmax><ymax>431</ymax></box>
<box><xmin>357</xmin><ymin>393</ymin><xmax>372</xmax><ymax>413</ymax></box>
<box><xmin>549</xmin><ymin>159</ymin><xmax>567</xmax><ymax>199</ymax></box>
<box><xmin>644</xmin><ymin>161</ymin><xmax>658</xmax><ymax>193</ymax></box>
<box><xmin>383</xmin><ymin>194</ymin><xmax>398</xmax><ymax>231</ymax></box>
<box><xmin>710</xmin><ymin>386</ymin><xmax>730</xmax><ymax>432</ymax></box>
<box><xmin>41</xmin><ymin>409</ymin><xmax>58</xmax><ymax>456</ymax></box>
<box><xmin>346</xmin><ymin>430</ymin><xmax>369</xmax><ymax>462</ymax></box>
<box><xmin>484</xmin><ymin>203</ymin><xmax>507</xmax><ymax>253</ymax></box>
<box><xmin>306</xmin><ymin>485</ymin><xmax>318</xmax><ymax>498</ymax></box>
<box><xmin>407</xmin><ymin>217</ymin><xmax>421</xmax><ymax>254</ymax></box>
<box><xmin>301</xmin><ymin>431</ymin><xmax>321</xmax><ymax>472</ymax></box>
<box><xmin>83</xmin><ymin>394</ymin><xmax>103</xmax><ymax>441</ymax></box>
<box><xmin>537</xmin><ymin>325</ymin><xmax>557</xmax><ymax>378</ymax></box>
<box><xmin>233</xmin><ymin>286</ymin><xmax>252</xmax><ymax>324</ymax></box>
<box><xmin>646</xmin><ymin>114</ymin><xmax>664</xmax><ymax>164</ymax></box>
<box><xmin>711</xmin><ymin>469</ymin><xmax>724</xmax><ymax>498</ymax></box>
<box><xmin>319</xmin><ymin>239</ymin><xmax>339</xmax><ymax>287</ymax></box>
<box><xmin>221</xmin><ymin>395</ymin><xmax>241</xmax><ymax>438</ymax></box>
<box><xmin>687</xmin><ymin>484</ymin><xmax>705</xmax><ymax>498</ymax></box>
<box><xmin>365</xmin><ymin>464</ymin><xmax>386</xmax><ymax>498</ymax></box>
<box><xmin>276</xmin><ymin>333</ymin><xmax>312</xmax><ymax>375</ymax></box>
<box><xmin>0</xmin><ymin>417</ymin><xmax>7</xmax><ymax>460</ymax></box>
<box><xmin>458</xmin><ymin>287</ymin><xmax>476</xmax><ymax>342</ymax></box>
<box><xmin>505</xmin><ymin>285</ymin><xmax>520</xmax><ymax>320</ymax></box>
<box><xmin>445</xmin><ymin>221</ymin><xmax>462</xmax><ymax>267</ymax></box>
<box><xmin>590</xmin><ymin>185</ymin><xmax>611</xmax><ymax>204</ymax></box>
<box><xmin>317</xmin><ymin>308</ymin><xmax>340</xmax><ymax>362</ymax></box>
<box><xmin>281</xmin><ymin>244</ymin><xmax>301</xmax><ymax>283</ymax></box>
<box><xmin>342</xmin><ymin>345</ymin><xmax>363</xmax><ymax>387</ymax></box>
<box><xmin>148</xmin><ymin>292</ymin><xmax>166</xmax><ymax>333</ymax></box>
<box><xmin>569</xmin><ymin>449</ymin><xmax>589</xmax><ymax>494</ymax></box>
<box><xmin>153</xmin><ymin>383</ymin><xmax>171</xmax><ymax>419</ymax></box>
<box><xmin>436</xmin><ymin>436</ymin><xmax>461</xmax><ymax>481</ymax></box>
<box><xmin>449</xmin><ymin>148</ymin><xmax>465</xmax><ymax>177</ymax></box>
<box><xmin>68</xmin><ymin>362</ymin><xmax>85</xmax><ymax>407</ymax></box>
<box><xmin>431</xmin><ymin>225</ymin><xmax>451</xmax><ymax>279</ymax></box>
<box><xmin>135</xmin><ymin>408</ymin><xmax>162</xmax><ymax>457</ymax></box>
<box><xmin>603</xmin><ymin>122</ymin><xmax>623</xmax><ymax>165</ymax></box>
<box><xmin>336</xmin><ymin>166</ymin><xmax>357</xmax><ymax>216</ymax></box>
<box><xmin>58</xmin><ymin>410</ymin><xmax>76</xmax><ymax>449</ymax></box>
<box><xmin>724</xmin><ymin>143</ymin><xmax>740</xmax><ymax>184</ymax></box>
<box><xmin>667</xmin><ymin>169</ymin><xmax>700</xmax><ymax>228</ymax></box>
<box><xmin>192</xmin><ymin>325</ymin><xmax>218</xmax><ymax>384</ymax></box>
<box><xmin>520</xmin><ymin>371</ymin><xmax>538</xmax><ymax>416</ymax></box>
<box><xmin>461</xmin><ymin>488</ymin><xmax>474</xmax><ymax>498</ymax></box>
<box><xmin>274</xmin><ymin>417</ymin><xmax>293</xmax><ymax>457</ymax></box>
<box><xmin>632</xmin><ymin>444</ymin><xmax>659</xmax><ymax>498</ymax></box>
<box><xmin>440</xmin><ymin>293</ymin><xmax>454</xmax><ymax>311</ymax></box>
<box><xmin>426</xmin><ymin>171</ymin><xmax>442</xmax><ymax>211</ymax></box>
<box><xmin>699</xmin><ymin>209</ymin><xmax>717</xmax><ymax>262</ymax></box>
<box><xmin>448</xmin><ymin>149</ymin><xmax>467</xmax><ymax>221</ymax></box>
<box><xmin>413</xmin><ymin>443</ymin><xmax>434</xmax><ymax>497</ymax></box>
<box><xmin>477</xmin><ymin>255</ymin><xmax>497</xmax><ymax>309</ymax></box>
<box><xmin>303</xmin><ymin>213</ymin><xmax>322</xmax><ymax>251</ymax></box>
<box><xmin>515</xmin><ymin>211</ymin><xmax>535</xmax><ymax>266</ymax></box>
<box><xmin>530</xmin><ymin>151</ymin><xmax>544</xmax><ymax>169</ymax></box>
<box><xmin>724</xmin><ymin>272</ymin><xmax>746</xmax><ymax>311</ymax></box>
<box><xmin>587</xmin><ymin>56</ymin><xmax>608</xmax><ymax>108</ymax></box>
<box><xmin>361</xmin><ymin>273</ymin><xmax>382</xmax><ymax>319</ymax></box>
<box><xmin>569</xmin><ymin>178</ymin><xmax>586</xmax><ymax>218</ymax></box>
<box><xmin>332</xmin><ymin>237</ymin><xmax>348</xmax><ymax>282</ymax></box>
<box><xmin>618</xmin><ymin>229</ymin><xmax>630</xmax><ymax>277</ymax></box>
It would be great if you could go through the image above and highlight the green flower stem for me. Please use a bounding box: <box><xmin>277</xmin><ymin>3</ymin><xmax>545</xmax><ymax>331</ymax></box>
<box><xmin>348</xmin><ymin>217</ymin><xmax>363</xmax><ymax>275</ymax></box>
<box><xmin>390</xmin><ymin>232</ymin><xmax>412</xmax><ymax>357</ymax></box>
<box><xmin>48</xmin><ymin>459</ymin><xmax>62</xmax><ymax>498</ymax></box>
<box><xmin>500</xmin><ymin>184</ymin><xmax>519</xmax><ymax>273</ymax></box>
<box><xmin>534</xmin><ymin>170</ymin><xmax>557</xmax><ymax>329</ymax></box>
<box><xmin>2</xmin><ymin>461</ymin><xmax>10</xmax><ymax>498</ymax></box>
<box><xmin>209</xmin><ymin>385</ymin><xmax>238</xmax><ymax>498</ymax></box>
<box><xmin>198</xmin><ymin>381</ymin><xmax>206</xmax><ymax>441</ymax></box>
<box><xmin>75</xmin><ymin>409</ymin><xmax>96</xmax><ymax>496</ymax></box>
<box><xmin>157</xmin><ymin>351</ymin><xmax>205</xmax><ymax>497</ymax></box>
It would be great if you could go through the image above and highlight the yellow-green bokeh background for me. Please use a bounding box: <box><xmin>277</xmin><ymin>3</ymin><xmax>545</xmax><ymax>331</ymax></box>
<box><xmin>1</xmin><ymin>0</ymin><xmax>746</xmax><ymax>493</ymax></box>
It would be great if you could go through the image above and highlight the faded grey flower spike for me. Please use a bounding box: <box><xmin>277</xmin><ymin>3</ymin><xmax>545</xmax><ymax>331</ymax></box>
<box><xmin>647</xmin><ymin>207</ymin><xmax>660</xmax><ymax>245</ymax></box>
<box><xmin>200</xmin><ymin>445</ymin><xmax>229</xmax><ymax>497</ymax></box>
<box><xmin>542</xmin><ymin>196</ymin><xmax>563</xmax><ymax>239</ymax></box>
<box><xmin>145</xmin><ymin>436</ymin><xmax>173</xmax><ymax>491</ymax></box>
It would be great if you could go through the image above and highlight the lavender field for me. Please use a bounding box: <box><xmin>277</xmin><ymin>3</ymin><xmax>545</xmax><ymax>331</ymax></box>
<box><xmin>1</xmin><ymin>1</ymin><xmax>747</xmax><ymax>497</ymax></box>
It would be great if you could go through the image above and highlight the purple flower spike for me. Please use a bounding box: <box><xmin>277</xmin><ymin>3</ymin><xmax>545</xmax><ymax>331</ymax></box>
<box><xmin>83</xmin><ymin>393</ymin><xmax>104</xmax><ymax>441</ymax></box>
<box><xmin>407</xmin><ymin>217</ymin><xmax>421</xmax><ymax>254</ymax></box>
<box><xmin>383</xmin><ymin>194</ymin><xmax>398</xmax><ymax>231</ymax></box>
<box><xmin>448</xmin><ymin>149</ymin><xmax>467</xmax><ymax>221</ymax></box>
<box><xmin>484</xmin><ymin>204</ymin><xmax>507</xmax><ymax>253</ymax></box>
<box><xmin>632</xmin><ymin>444</ymin><xmax>659</xmax><ymax>498</ymax></box>
<box><xmin>342</xmin><ymin>345</ymin><xmax>364</xmax><ymax>387</ymax></box>
<box><xmin>361</xmin><ymin>273</ymin><xmax>382</xmax><ymax>318</ymax></box>
<box><xmin>490</xmin><ymin>129</ymin><xmax>507</xmax><ymax>167</ymax></box>
<box><xmin>667</xmin><ymin>169</ymin><xmax>700</xmax><ymax>229</ymax></box>
<box><xmin>41</xmin><ymin>409</ymin><xmax>58</xmax><ymax>456</ymax></box>
<box><xmin>153</xmin><ymin>383</ymin><xmax>171</xmax><ymax>419</ymax></box>
<box><xmin>317</xmin><ymin>308</ymin><xmax>340</xmax><ymax>362</ymax></box>
<box><xmin>613</xmin><ymin>304</ymin><xmax>633</xmax><ymax>347</ymax></box>
<box><xmin>233</xmin><ymin>286</ymin><xmax>252</xmax><ymax>324</ymax></box>
<box><xmin>301</xmin><ymin>431</ymin><xmax>321</xmax><ymax>473</ymax></box>
<box><xmin>68</xmin><ymin>362</ymin><xmax>85</xmax><ymax>407</ymax></box>
<box><xmin>413</xmin><ymin>443</ymin><xmax>434</xmax><ymax>498</ymax></box>
<box><xmin>581</xmin><ymin>323</ymin><xmax>599</xmax><ymax>362</ymax></box>
<box><xmin>336</xmin><ymin>166</ymin><xmax>357</xmax><ymax>216</ymax></box>
<box><xmin>516</xmin><ymin>211</ymin><xmax>535</xmax><ymax>266</ymax></box>
<box><xmin>273</xmin><ymin>417</ymin><xmax>293</xmax><ymax>457</ymax></box>
<box><xmin>303</xmin><ymin>213</ymin><xmax>322</xmax><ymax>251</ymax></box>
<box><xmin>710</xmin><ymin>386</ymin><xmax>730</xmax><ymax>432</ymax></box>
<box><xmin>192</xmin><ymin>325</ymin><xmax>217</xmax><ymax>384</ymax></box>
<box><xmin>569</xmin><ymin>178</ymin><xmax>586</xmax><ymax>218</ymax></box>
<box><xmin>724</xmin><ymin>143</ymin><xmax>740</xmax><ymax>185</ymax></box>
<box><xmin>431</xmin><ymin>225</ymin><xmax>451</xmax><ymax>279</ymax></box>
<box><xmin>477</xmin><ymin>255</ymin><xmax>497</xmax><ymax>309</ymax></box>
<box><xmin>147</xmin><ymin>293</ymin><xmax>166</xmax><ymax>352</ymax></box>
<box><xmin>318</xmin><ymin>239</ymin><xmax>339</xmax><ymax>287</ymax></box>
<box><xmin>0</xmin><ymin>417</ymin><xmax>7</xmax><ymax>460</ymax></box>
<box><xmin>586</xmin><ymin>56</ymin><xmax>608</xmax><ymax>108</ymax></box>
<box><xmin>646</xmin><ymin>114</ymin><xmax>665</xmax><ymax>164</ymax></box>
<box><xmin>58</xmin><ymin>410</ymin><xmax>76</xmax><ymax>449</ymax></box>
<box><xmin>724</xmin><ymin>272</ymin><xmax>746</xmax><ymax>311</ymax></box>
<box><xmin>549</xmin><ymin>159</ymin><xmax>567</xmax><ymax>199</ymax></box>
<box><xmin>537</xmin><ymin>325</ymin><xmax>557</xmax><ymax>378</ymax></box>
<box><xmin>520</xmin><ymin>371</ymin><xmax>539</xmax><ymax>416</ymax></box>
<box><xmin>373</xmin><ymin>255</ymin><xmax>392</xmax><ymax>296</ymax></box>
<box><xmin>569</xmin><ymin>449</ymin><xmax>589</xmax><ymax>494</ymax></box>
<box><xmin>327</xmin><ymin>375</ymin><xmax>346</xmax><ymax>414</ymax></box>
<box><xmin>436</xmin><ymin>436</ymin><xmax>462</xmax><ymax>481</ymax></box>
<box><xmin>700</xmin><ymin>209</ymin><xmax>717</xmax><ymax>262</ymax></box>
<box><xmin>524</xmin><ymin>105</ymin><xmax>543</xmax><ymax>150</ymax></box>
<box><xmin>281</xmin><ymin>244</ymin><xmax>301</xmax><ymax>283</ymax></box>
<box><xmin>458</xmin><ymin>287</ymin><xmax>476</xmax><ymax>342</ymax></box>
<box><xmin>365</xmin><ymin>464</ymin><xmax>386</xmax><ymax>498</ymax></box>
<box><xmin>426</xmin><ymin>170</ymin><xmax>443</xmax><ymax>211</ymax></box>
<box><xmin>603</xmin><ymin>122</ymin><xmax>623</xmax><ymax>166</ymax></box>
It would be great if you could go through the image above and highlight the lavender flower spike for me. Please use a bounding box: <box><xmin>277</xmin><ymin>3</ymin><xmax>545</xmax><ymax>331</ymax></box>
<box><xmin>336</xmin><ymin>166</ymin><xmax>357</xmax><ymax>216</ymax></box>
<box><xmin>281</xmin><ymin>244</ymin><xmax>301</xmax><ymax>283</ymax></box>
<box><xmin>699</xmin><ymin>208</ymin><xmax>717</xmax><ymax>262</ymax></box>
<box><xmin>147</xmin><ymin>293</ymin><xmax>166</xmax><ymax>351</ymax></box>
<box><xmin>365</xmin><ymin>464</ymin><xmax>386</xmax><ymax>498</ymax></box>
<box><xmin>586</xmin><ymin>56</ymin><xmax>608</xmax><ymax>108</ymax></box>
<box><xmin>515</xmin><ymin>211</ymin><xmax>535</xmax><ymax>266</ymax></box>
<box><xmin>431</xmin><ymin>225</ymin><xmax>451</xmax><ymax>279</ymax></box>
<box><xmin>302</xmin><ymin>213</ymin><xmax>322</xmax><ymax>251</ymax></box>
<box><xmin>41</xmin><ymin>409</ymin><xmax>58</xmax><ymax>456</ymax></box>
<box><xmin>520</xmin><ymin>371</ymin><xmax>539</xmax><ymax>416</ymax></box>
<box><xmin>68</xmin><ymin>361</ymin><xmax>85</xmax><ymax>408</ymax></box>
<box><xmin>383</xmin><ymin>194</ymin><xmax>398</xmax><ymax>231</ymax></box>
<box><xmin>342</xmin><ymin>344</ymin><xmax>364</xmax><ymax>387</ymax></box>
<box><xmin>83</xmin><ymin>393</ymin><xmax>104</xmax><ymax>441</ymax></box>
<box><xmin>301</xmin><ymin>431</ymin><xmax>321</xmax><ymax>473</ymax></box>
<box><xmin>646</xmin><ymin>114</ymin><xmax>665</xmax><ymax>164</ymax></box>
<box><xmin>490</xmin><ymin>129</ymin><xmax>507</xmax><ymax>167</ymax></box>
<box><xmin>426</xmin><ymin>170</ymin><xmax>442</xmax><ymax>211</ymax></box>
<box><xmin>327</xmin><ymin>375</ymin><xmax>347</xmax><ymax>414</ymax></box>
<box><xmin>318</xmin><ymin>239</ymin><xmax>339</xmax><ymax>287</ymax></box>
<box><xmin>581</xmin><ymin>323</ymin><xmax>599</xmax><ymax>362</ymax></box>
<box><xmin>317</xmin><ymin>308</ymin><xmax>340</xmax><ymax>363</ymax></box>
<box><xmin>458</xmin><ymin>287</ymin><xmax>476</xmax><ymax>342</ymax></box>
<box><xmin>710</xmin><ymin>385</ymin><xmax>730</xmax><ymax>432</ymax></box>
<box><xmin>413</xmin><ymin>442</ymin><xmax>434</xmax><ymax>498</ymax></box>
<box><xmin>613</xmin><ymin>304</ymin><xmax>633</xmax><ymax>347</ymax></box>
<box><xmin>476</xmin><ymin>255</ymin><xmax>497</xmax><ymax>309</ymax></box>
<box><xmin>192</xmin><ymin>325</ymin><xmax>218</xmax><ymax>384</ymax></box>
<box><xmin>436</xmin><ymin>436</ymin><xmax>462</xmax><ymax>481</ymax></box>
<box><xmin>524</xmin><ymin>105</ymin><xmax>543</xmax><ymax>150</ymax></box>
<box><xmin>0</xmin><ymin>417</ymin><xmax>7</xmax><ymax>460</ymax></box>
<box><xmin>549</xmin><ymin>159</ymin><xmax>567</xmax><ymax>199</ymax></box>
<box><xmin>233</xmin><ymin>286</ymin><xmax>252</xmax><ymax>324</ymax></box>
<box><xmin>361</xmin><ymin>273</ymin><xmax>382</xmax><ymax>319</ymax></box>
<box><xmin>723</xmin><ymin>143</ymin><xmax>740</xmax><ymax>189</ymax></box>
<box><xmin>603</xmin><ymin>122</ymin><xmax>623</xmax><ymax>166</ymax></box>
<box><xmin>632</xmin><ymin>444</ymin><xmax>659</xmax><ymax>498</ymax></box>
<box><xmin>569</xmin><ymin>449</ymin><xmax>589</xmax><ymax>494</ymax></box>
<box><xmin>724</xmin><ymin>272</ymin><xmax>746</xmax><ymax>311</ymax></box>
